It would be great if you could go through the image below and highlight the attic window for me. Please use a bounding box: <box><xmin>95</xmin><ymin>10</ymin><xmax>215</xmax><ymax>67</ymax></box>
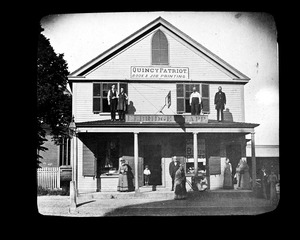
<box><xmin>152</xmin><ymin>30</ymin><xmax>169</xmax><ymax>65</ymax></box>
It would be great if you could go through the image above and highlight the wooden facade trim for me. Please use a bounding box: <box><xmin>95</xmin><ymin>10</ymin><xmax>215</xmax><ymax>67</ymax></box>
<box><xmin>76</xmin><ymin>127</ymin><xmax>256</xmax><ymax>134</ymax></box>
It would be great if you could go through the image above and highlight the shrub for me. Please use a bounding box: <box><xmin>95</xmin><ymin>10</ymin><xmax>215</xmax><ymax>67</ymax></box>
<box><xmin>37</xmin><ymin>186</ymin><xmax>69</xmax><ymax>196</ymax></box>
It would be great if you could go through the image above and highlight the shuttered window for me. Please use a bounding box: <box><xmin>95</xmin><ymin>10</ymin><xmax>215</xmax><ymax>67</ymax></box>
<box><xmin>82</xmin><ymin>141</ymin><xmax>97</xmax><ymax>177</ymax></box>
<box><xmin>201</xmin><ymin>84</ymin><xmax>210</xmax><ymax>114</ymax></box>
<box><xmin>93</xmin><ymin>83</ymin><xmax>101</xmax><ymax>113</ymax></box>
<box><xmin>152</xmin><ymin>30</ymin><xmax>169</xmax><ymax>65</ymax></box>
<box><xmin>176</xmin><ymin>83</ymin><xmax>210</xmax><ymax>114</ymax></box>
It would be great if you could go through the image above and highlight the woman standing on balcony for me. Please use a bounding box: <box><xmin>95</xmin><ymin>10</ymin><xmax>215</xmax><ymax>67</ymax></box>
<box><xmin>117</xmin><ymin>87</ymin><xmax>128</xmax><ymax>121</ymax></box>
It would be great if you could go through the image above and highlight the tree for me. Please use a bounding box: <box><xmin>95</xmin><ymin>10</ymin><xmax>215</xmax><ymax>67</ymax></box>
<box><xmin>37</xmin><ymin>25</ymin><xmax>71</xmax><ymax>167</ymax></box>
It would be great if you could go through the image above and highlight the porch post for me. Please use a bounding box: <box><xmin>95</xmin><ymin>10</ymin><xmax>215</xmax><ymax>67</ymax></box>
<box><xmin>69</xmin><ymin>134</ymin><xmax>77</xmax><ymax>213</ymax></box>
<box><xmin>134</xmin><ymin>132</ymin><xmax>139</xmax><ymax>192</ymax></box>
<box><xmin>251</xmin><ymin>132</ymin><xmax>256</xmax><ymax>190</ymax></box>
<box><xmin>193</xmin><ymin>132</ymin><xmax>198</xmax><ymax>177</ymax></box>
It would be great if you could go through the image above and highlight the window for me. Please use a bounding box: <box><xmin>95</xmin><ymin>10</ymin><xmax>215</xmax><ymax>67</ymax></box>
<box><xmin>176</xmin><ymin>83</ymin><xmax>210</xmax><ymax>114</ymax></box>
<box><xmin>152</xmin><ymin>30</ymin><xmax>169</xmax><ymax>65</ymax></box>
<box><xmin>93</xmin><ymin>82</ymin><xmax>128</xmax><ymax>113</ymax></box>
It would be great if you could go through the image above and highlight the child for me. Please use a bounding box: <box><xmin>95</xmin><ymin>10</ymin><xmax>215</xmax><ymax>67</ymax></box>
<box><xmin>143</xmin><ymin>165</ymin><xmax>151</xmax><ymax>186</ymax></box>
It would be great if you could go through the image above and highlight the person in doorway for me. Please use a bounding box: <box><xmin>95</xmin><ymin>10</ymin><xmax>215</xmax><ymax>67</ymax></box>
<box><xmin>189</xmin><ymin>87</ymin><xmax>202</xmax><ymax>115</ymax></box>
<box><xmin>143</xmin><ymin>165</ymin><xmax>151</xmax><ymax>186</ymax></box>
<box><xmin>117</xmin><ymin>87</ymin><xmax>128</xmax><ymax>121</ymax></box>
<box><xmin>107</xmin><ymin>85</ymin><xmax>118</xmax><ymax>121</ymax></box>
<box><xmin>236</xmin><ymin>158</ymin><xmax>251</xmax><ymax>190</ymax></box>
<box><xmin>174</xmin><ymin>164</ymin><xmax>187</xmax><ymax>200</ymax></box>
<box><xmin>214</xmin><ymin>86</ymin><xmax>226</xmax><ymax>122</ymax></box>
<box><xmin>267</xmin><ymin>169</ymin><xmax>278</xmax><ymax>206</ymax></box>
<box><xmin>259</xmin><ymin>165</ymin><xmax>268</xmax><ymax>199</ymax></box>
<box><xmin>169</xmin><ymin>158</ymin><xmax>181</xmax><ymax>191</ymax></box>
<box><xmin>117</xmin><ymin>158</ymin><xmax>133</xmax><ymax>192</ymax></box>
<box><xmin>223</xmin><ymin>158</ymin><xmax>233</xmax><ymax>189</ymax></box>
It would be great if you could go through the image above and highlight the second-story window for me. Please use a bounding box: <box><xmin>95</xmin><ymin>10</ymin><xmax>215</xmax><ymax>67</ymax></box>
<box><xmin>93</xmin><ymin>82</ymin><xmax>128</xmax><ymax>113</ymax></box>
<box><xmin>176</xmin><ymin>83</ymin><xmax>210</xmax><ymax>114</ymax></box>
<box><xmin>152</xmin><ymin>30</ymin><xmax>169</xmax><ymax>65</ymax></box>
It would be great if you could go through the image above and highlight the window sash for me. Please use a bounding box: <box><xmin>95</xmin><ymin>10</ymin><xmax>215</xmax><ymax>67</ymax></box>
<box><xmin>93</xmin><ymin>82</ymin><xmax>127</xmax><ymax>113</ymax></box>
<box><xmin>152</xmin><ymin>30</ymin><xmax>169</xmax><ymax>65</ymax></box>
<box><xmin>176</xmin><ymin>83</ymin><xmax>210</xmax><ymax>114</ymax></box>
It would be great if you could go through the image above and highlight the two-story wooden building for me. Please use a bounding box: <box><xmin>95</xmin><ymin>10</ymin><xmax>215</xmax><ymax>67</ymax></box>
<box><xmin>67</xmin><ymin>17</ymin><xmax>259</xmax><ymax>194</ymax></box>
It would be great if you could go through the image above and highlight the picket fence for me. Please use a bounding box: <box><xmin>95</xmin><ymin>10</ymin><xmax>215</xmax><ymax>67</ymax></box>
<box><xmin>37</xmin><ymin>167</ymin><xmax>61</xmax><ymax>189</ymax></box>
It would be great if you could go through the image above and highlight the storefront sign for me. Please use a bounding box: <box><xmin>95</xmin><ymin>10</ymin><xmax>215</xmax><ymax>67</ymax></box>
<box><xmin>130</xmin><ymin>66</ymin><xmax>189</xmax><ymax>79</ymax></box>
<box><xmin>186</xmin><ymin>138</ymin><xmax>206</xmax><ymax>158</ymax></box>
<box><xmin>125</xmin><ymin>114</ymin><xmax>208</xmax><ymax>123</ymax></box>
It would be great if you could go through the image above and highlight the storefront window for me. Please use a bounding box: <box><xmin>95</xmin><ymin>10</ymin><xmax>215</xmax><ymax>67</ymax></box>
<box><xmin>100</xmin><ymin>139</ymin><xmax>120</xmax><ymax>175</ymax></box>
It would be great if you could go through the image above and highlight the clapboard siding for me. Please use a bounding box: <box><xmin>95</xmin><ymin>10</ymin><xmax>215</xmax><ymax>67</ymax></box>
<box><xmin>85</xmin><ymin>27</ymin><xmax>233</xmax><ymax>81</ymax></box>
<box><xmin>128</xmin><ymin>83</ymin><xmax>176</xmax><ymax>115</ymax></box>
<box><xmin>73</xmin><ymin>82</ymin><xmax>110</xmax><ymax>122</ymax></box>
<box><xmin>73</xmin><ymin>82</ymin><xmax>244</xmax><ymax>122</ymax></box>
<box><xmin>209</xmin><ymin>84</ymin><xmax>244</xmax><ymax>122</ymax></box>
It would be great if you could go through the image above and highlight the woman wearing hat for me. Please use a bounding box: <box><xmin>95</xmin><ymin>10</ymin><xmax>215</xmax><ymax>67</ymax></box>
<box><xmin>117</xmin><ymin>157</ymin><xmax>134</xmax><ymax>192</ymax></box>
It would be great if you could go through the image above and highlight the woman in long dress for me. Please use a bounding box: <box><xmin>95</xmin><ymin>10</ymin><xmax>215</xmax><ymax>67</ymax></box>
<box><xmin>267</xmin><ymin>170</ymin><xmax>278</xmax><ymax>205</ymax></box>
<box><xmin>117</xmin><ymin>87</ymin><xmax>128</xmax><ymax>121</ymax></box>
<box><xmin>174</xmin><ymin>165</ymin><xmax>187</xmax><ymax>200</ymax></box>
<box><xmin>117</xmin><ymin>158</ymin><xmax>133</xmax><ymax>192</ymax></box>
<box><xmin>223</xmin><ymin>158</ymin><xmax>233</xmax><ymax>189</ymax></box>
<box><xmin>236</xmin><ymin>158</ymin><xmax>251</xmax><ymax>190</ymax></box>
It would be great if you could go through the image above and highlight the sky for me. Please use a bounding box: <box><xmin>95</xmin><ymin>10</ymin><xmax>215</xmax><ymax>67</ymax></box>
<box><xmin>40</xmin><ymin>12</ymin><xmax>279</xmax><ymax>145</ymax></box>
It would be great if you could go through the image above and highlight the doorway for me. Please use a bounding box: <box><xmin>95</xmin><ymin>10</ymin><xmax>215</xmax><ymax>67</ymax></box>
<box><xmin>143</xmin><ymin>145</ymin><xmax>162</xmax><ymax>186</ymax></box>
<box><xmin>226</xmin><ymin>144</ymin><xmax>241</xmax><ymax>188</ymax></box>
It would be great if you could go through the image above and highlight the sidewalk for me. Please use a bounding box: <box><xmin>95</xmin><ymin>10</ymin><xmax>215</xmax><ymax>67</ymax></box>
<box><xmin>37</xmin><ymin>190</ymin><xmax>276</xmax><ymax>217</ymax></box>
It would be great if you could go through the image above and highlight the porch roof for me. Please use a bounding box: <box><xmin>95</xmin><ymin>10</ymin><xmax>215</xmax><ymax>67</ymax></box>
<box><xmin>75</xmin><ymin>119</ymin><xmax>259</xmax><ymax>134</ymax></box>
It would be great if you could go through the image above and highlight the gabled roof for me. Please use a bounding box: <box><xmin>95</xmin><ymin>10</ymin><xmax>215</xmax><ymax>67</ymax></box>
<box><xmin>69</xmin><ymin>17</ymin><xmax>250</xmax><ymax>80</ymax></box>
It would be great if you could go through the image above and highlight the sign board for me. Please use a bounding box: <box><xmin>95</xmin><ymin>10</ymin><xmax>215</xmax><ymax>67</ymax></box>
<box><xmin>130</xmin><ymin>66</ymin><xmax>189</xmax><ymax>80</ymax></box>
<box><xmin>186</xmin><ymin>138</ymin><xmax>206</xmax><ymax>158</ymax></box>
<box><xmin>209</xmin><ymin>156</ymin><xmax>221</xmax><ymax>175</ymax></box>
<box><xmin>125</xmin><ymin>114</ymin><xmax>208</xmax><ymax>123</ymax></box>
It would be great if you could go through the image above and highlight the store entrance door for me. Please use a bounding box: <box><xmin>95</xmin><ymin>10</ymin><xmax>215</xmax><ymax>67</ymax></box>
<box><xmin>226</xmin><ymin>144</ymin><xmax>241</xmax><ymax>187</ymax></box>
<box><xmin>144</xmin><ymin>145</ymin><xmax>162</xmax><ymax>186</ymax></box>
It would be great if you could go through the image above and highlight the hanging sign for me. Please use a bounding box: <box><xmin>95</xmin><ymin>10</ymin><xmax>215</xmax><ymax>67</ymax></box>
<box><xmin>125</xmin><ymin>114</ymin><xmax>208</xmax><ymax>123</ymax></box>
<box><xmin>130</xmin><ymin>66</ymin><xmax>189</xmax><ymax>79</ymax></box>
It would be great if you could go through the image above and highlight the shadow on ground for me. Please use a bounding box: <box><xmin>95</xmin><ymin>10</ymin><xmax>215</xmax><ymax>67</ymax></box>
<box><xmin>104</xmin><ymin>192</ymin><xmax>275</xmax><ymax>216</ymax></box>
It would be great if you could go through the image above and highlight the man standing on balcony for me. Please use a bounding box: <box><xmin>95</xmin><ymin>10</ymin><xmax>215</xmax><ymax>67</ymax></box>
<box><xmin>189</xmin><ymin>87</ymin><xmax>202</xmax><ymax>115</ymax></box>
<box><xmin>107</xmin><ymin>85</ymin><xmax>118</xmax><ymax>121</ymax></box>
<box><xmin>214</xmin><ymin>86</ymin><xmax>226</xmax><ymax>122</ymax></box>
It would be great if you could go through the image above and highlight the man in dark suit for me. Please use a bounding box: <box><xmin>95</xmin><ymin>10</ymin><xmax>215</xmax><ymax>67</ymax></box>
<box><xmin>169</xmin><ymin>158</ymin><xmax>180</xmax><ymax>191</ymax></box>
<box><xmin>214</xmin><ymin>86</ymin><xmax>226</xmax><ymax>122</ymax></box>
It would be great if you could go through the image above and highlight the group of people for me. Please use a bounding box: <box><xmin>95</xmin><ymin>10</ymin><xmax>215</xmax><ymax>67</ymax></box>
<box><xmin>223</xmin><ymin>158</ymin><xmax>251</xmax><ymax>190</ymax></box>
<box><xmin>118</xmin><ymin>156</ymin><xmax>278</xmax><ymax>205</ymax></box>
<box><xmin>259</xmin><ymin>165</ymin><xmax>279</xmax><ymax>205</ymax></box>
<box><xmin>108</xmin><ymin>84</ymin><xmax>227</xmax><ymax>122</ymax></box>
<box><xmin>117</xmin><ymin>156</ymin><xmax>188</xmax><ymax>200</ymax></box>
<box><xmin>223</xmin><ymin>158</ymin><xmax>279</xmax><ymax>205</ymax></box>
<box><xmin>190</xmin><ymin>86</ymin><xmax>226</xmax><ymax>122</ymax></box>
<box><xmin>107</xmin><ymin>85</ymin><xmax>128</xmax><ymax>121</ymax></box>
